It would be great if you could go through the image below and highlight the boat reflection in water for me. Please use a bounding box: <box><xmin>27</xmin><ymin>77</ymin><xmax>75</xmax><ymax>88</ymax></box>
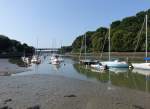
<box><xmin>132</xmin><ymin>68</ymin><xmax>150</xmax><ymax>76</ymax></box>
<box><xmin>52</xmin><ymin>64</ymin><xmax>61</xmax><ymax>71</ymax></box>
<box><xmin>132</xmin><ymin>68</ymin><xmax>150</xmax><ymax>92</ymax></box>
<box><xmin>74</xmin><ymin>63</ymin><xmax>150</xmax><ymax>93</ymax></box>
<box><xmin>109</xmin><ymin>68</ymin><xmax>129</xmax><ymax>74</ymax></box>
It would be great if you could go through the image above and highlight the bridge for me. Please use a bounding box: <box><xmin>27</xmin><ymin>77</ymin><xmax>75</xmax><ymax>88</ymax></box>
<box><xmin>36</xmin><ymin>48</ymin><xmax>60</xmax><ymax>52</ymax></box>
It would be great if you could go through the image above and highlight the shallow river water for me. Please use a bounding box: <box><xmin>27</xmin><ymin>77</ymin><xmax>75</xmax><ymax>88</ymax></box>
<box><xmin>12</xmin><ymin>56</ymin><xmax>150</xmax><ymax>93</ymax></box>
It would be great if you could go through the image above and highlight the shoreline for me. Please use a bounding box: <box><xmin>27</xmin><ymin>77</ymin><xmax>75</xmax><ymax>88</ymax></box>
<box><xmin>0</xmin><ymin>59</ymin><xmax>30</xmax><ymax>76</ymax></box>
<box><xmin>64</xmin><ymin>52</ymin><xmax>149</xmax><ymax>62</ymax></box>
<box><xmin>0</xmin><ymin>74</ymin><xmax>149</xmax><ymax>109</ymax></box>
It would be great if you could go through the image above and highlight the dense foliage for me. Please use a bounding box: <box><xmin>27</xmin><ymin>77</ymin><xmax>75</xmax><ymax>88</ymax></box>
<box><xmin>63</xmin><ymin>9</ymin><xmax>150</xmax><ymax>53</ymax></box>
<box><xmin>0</xmin><ymin>35</ymin><xmax>34</xmax><ymax>56</ymax></box>
<box><xmin>60</xmin><ymin>46</ymin><xmax>72</xmax><ymax>53</ymax></box>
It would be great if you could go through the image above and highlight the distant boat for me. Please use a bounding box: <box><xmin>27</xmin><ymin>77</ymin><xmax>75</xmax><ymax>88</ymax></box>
<box><xmin>101</xmin><ymin>28</ymin><xmax>129</xmax><ymax>68</ymax></box>
<box><xmin>79</xmin><ymin>33</ymin><xmax>106</xmax><ymax>70</ymax></box>
<box><xmin>21</xmin><ymin>56</ymin><xmax>30</xmax><ymax>65</ymax></box>
<box><xmin>31</xmin><ymin>37</ymin><xmax>41</xmax><ymax>64</ymax></box>
<box><xmin>79</xmin><ymin>33</ymin><xmax>88</xmax><ymax>63</ymax></box>
<box><xmin>21</xmin><ymin>50</ymin><xmax>30</xmax><ymax>65</ymax></box>
<box><xmin>22</xmin><ymin>56</ymin><xmax>29</xmax><ymax>62</ymax></box>
<box><xmin>51</xmin><ymin>58</ymin><xmax>60</xmax><ymax>65</ymax></box>
<box><xmin>91</xmin><ymin>62</ymin><xmax>107</xmax><ymax>70</ymax></box>
<box><xmin>50</xmin><ymin>54</ymin><xmax>62</xmax><ymax>65</ymax></box>
<box><xmin>31</xmin><ymin>55</ymin><xmax>41</xmax><ymax>64</ymax></box>
<box><xmin>132</xmin><ymin>14</ymin><xmax>150</xmax><ymax>70</ymax></box>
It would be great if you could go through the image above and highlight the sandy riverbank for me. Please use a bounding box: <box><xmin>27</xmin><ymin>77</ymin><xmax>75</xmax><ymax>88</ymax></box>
<box><xmin>0</xmin><ymin>74</ymin><xmax>149</xmax><ymax>109</ymax></box>
<box><xmin>0</xmin><ymin>59</ymin><xmax>30</xmax><ymax>76</ymax></box>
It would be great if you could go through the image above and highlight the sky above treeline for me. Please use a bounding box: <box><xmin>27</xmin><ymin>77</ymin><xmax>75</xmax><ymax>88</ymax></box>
<box><xmin>0</xmin><ymin>0</ymin><xmax>150</xmax><ymax>48</ymax></box>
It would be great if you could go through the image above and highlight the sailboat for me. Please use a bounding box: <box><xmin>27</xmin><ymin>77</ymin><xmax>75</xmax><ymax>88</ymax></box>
<box><xmin>22</xmin><ymin>57</ymin><xmax>30</xmax><ymax>65</ymax></box>
<box><xmin>79</xmin><ymin>33</ymin><xmax>106</xmax><ymax>70</ymax></box>
<box><xmin>79</xmin><ymin>33</ymin><xmax>90</xmax><ymax>65</ymax></box>
<box><xmin>50</xmin><ymin>54</ymin><xmax>61</xmax><ymax>65</ymax></box>
<box><xmin>79</xmin><ymin>33</ymin><xmax>89</xmax><ymax>64</ymax></box>
<box><xmin>132</xmin><ymin>14</ymin><xmax>150</xmax><ymax>70</ymax></box>
<box><xmin>91</xmin><ymin>62</ymin><xmax>106</xmax><ymax>70</ymax></box>
<box><xmin>50</xmin><ymin>40</ymin><xmax>63</xmax><ymax>65</ymax></box>
<box><xmin>21</xmin><ymin>50</ymin><xmax>30</xmax><ymax>65</ymax></box>
<box><xmin>31</xmin><ymin>55</ymin><xmax>41</xmax><ymax>64</ymax></box>
<box><xmin>101</xmin><ymin>27</ymin><xmax>129</xmax><ymax>68</ymax></box>
<box><xmin>31</xmin><ymin>37</ymin><xmax>41</xmax><ymax>64</ymax></box>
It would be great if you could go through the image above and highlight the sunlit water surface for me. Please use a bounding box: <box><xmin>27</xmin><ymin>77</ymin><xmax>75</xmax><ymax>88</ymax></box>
<box><xmin>12</xmin><ymin>56</ymin><xmax>150</xmax><ymax>93</ymax></box>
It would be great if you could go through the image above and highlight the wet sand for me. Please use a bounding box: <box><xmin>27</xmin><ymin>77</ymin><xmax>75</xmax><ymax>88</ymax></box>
<box><xmin>0</xmin><ymin>59</ymin><xmax>30</xmax><ymax>76</ymax></box>
<box><xmin>0</xmin><ymin>75</ymin><xmax>149</xmax><ymax>109</ymax></box>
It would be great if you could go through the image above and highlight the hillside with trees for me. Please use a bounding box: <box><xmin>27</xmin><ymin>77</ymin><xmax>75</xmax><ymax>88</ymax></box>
<box><xmin>0</xmin><ymin>35</ymin><xmax>34</xmax><ymax>57</ymax></box>
<box><xmin>62</xmin><ymin>9</ymin><xmax>150</xmax><ymax>53</ymax></box>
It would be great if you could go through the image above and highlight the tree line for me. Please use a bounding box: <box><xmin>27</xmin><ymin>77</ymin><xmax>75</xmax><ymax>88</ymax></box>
<box><xmin>0</xmin><ymin>35</ymin><xmax>34</xmax><ymax>57</ymax></box>
<box><xmin>61</xmin><ymin>9</ymin><xmax>150</xmax><ymax>53</ymax></box>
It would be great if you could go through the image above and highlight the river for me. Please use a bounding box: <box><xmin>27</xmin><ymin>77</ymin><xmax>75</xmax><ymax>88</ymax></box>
<box><xmin>12</xmin><ymin>56</ymin><xmax>150</xmax><ymax>93</ymax></box>
<box><xmin>0</xmin><ymin>56</ymin><xmax>150</xmax><ymax>109</ymax></box>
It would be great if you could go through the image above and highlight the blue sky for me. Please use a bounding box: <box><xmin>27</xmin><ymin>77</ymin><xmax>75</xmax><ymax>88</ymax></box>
<box><xmin>0</xmin><ymin>0</ymin><xmax>150</xmax><ymax>48</ymax></box>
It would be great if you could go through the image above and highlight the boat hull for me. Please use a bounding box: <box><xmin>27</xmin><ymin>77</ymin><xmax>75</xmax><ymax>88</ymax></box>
<box><xmin>91</xmin><ymin>64</ymin><xmax>106</xmax><ymax>70</ymax></box>
<box><xmin>31</xmin><ymin>56</ymin><xmax>41</xmax><ymax>64</ymax></box>
<box><xmin>51</xmin><ymin>58</ymin><xmax>60</xmax><ymax>65</ymax></box>
<box><xmin>101</xmin><ymin>61</ymin><xmax>129</xmax><ymax>68</ymax></box>
<box><xmin>132</xmin><ymin>63</ymin><xmax>150</xmax><ymax>70</ymax></box>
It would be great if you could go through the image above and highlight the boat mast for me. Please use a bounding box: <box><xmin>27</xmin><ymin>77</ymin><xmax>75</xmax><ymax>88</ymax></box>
<box><xmin>109</xmin><ymin>27</ymin><xmax>111</xmax><ymax>61</ymax></box>
<box><xmin>146</xmin><ymin>14</ymin><xmax>148</xmax><ymax>63</ymax></box>
<box><xmin>85</xmin><ymin>33</ymin><xmax>86</xmax><ymax>60</ymax></box>
<box><xmin>36</xmin><ymin>37</ymin><xmax>38</xmax><ymax>56</ymax></box>
<box><xmin>79</xmin><ymin>35</ymin><xmax>84</xmax><ymax>61</ymax></box>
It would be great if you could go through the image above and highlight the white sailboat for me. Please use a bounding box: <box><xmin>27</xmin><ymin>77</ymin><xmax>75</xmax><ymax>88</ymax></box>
<box><xmin>50</xmin><ymin>39</ymin><xmax>64</xmax><ymax>65</ymax></box>
<box><xmin>31</xmin><ymin>37</ymin><xmax>41</xmax><ymax>64</ymax></box>
<box><xmin>79</xmin><ymin>33</ymin><xmax>89</xmax><ymax>64</ymax></box>
<box><xmin>101</xmin><ymin>27</ymin><xmax>129</xmax><ymax>68</ymax></box>
<box><xmin>31</xmin><ymin>55</ymin><xmax>41</xmax><ymax>64</ymax></box>
<box><xmin>91</xmin><ymin>62</ymin><xmax>106</xmax><ymax>70</ymax></box>
<box><xmin>51</xmin><ymin>54</ymin><xmax>64</xmax><ymax>62</ymax></box>
<box><xmin>132</xmin><ymin>14</ymin><xmax>150</xmax><ymax>70</ymax></box>
<box><xmin>50</xmin><ymin>54</ymin><xmax>61</xmax><ymax>65</ymax></box>
<box><xmin>22</xmin><ymin>57</ymin><xmax>30</xmax><ymax>64</ymax></box>
<box><xmin>101</xmin><ymin>59</ymin><xmax>129</xmax><ymax>68</ymax></box>
<box><xmin>78</xmin><ymin>33</ymin><xmax>106</xmax><ymax>70</ymax></box>
<box><xmin>21</xmin><ymin>50</ymin><xmax>30</xmax><ymax>65</ymax></box>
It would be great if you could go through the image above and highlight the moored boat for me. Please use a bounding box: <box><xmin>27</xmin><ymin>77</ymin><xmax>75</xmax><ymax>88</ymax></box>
<box><xmin>132</xmin><ymin>63</ymin><xmax>150</xmax><ymax>70</ymax></box>
<box><xmin>91</xmin><ymin>62</ymin><xmax>107</xmax><ymax>70</ymax></box>
<box><xmin>101</xmin><ymin>59</ymin><xmax>129</xmax><ymax>68</ymax></box>
<box><xmin>31</xmin><ymin>55</ymin><xmax>41</xmax><ymax>64</ymax></box>
<box><xmin>101</xmin><ymin>28</ymin><xmax>129</xmax><ymax>68</ymax></box>
<box><xmin>132</xmin><ymin>14</ymin><xmax>150</xmax><ymax>70</ymax></box>
<box><xmin>21</xmin><ymin>56</ymin><xmax>30</xmax><ymax>65</ymax></box>
<box><xmin>50</xmin><ymin>54</ymin><xmax>61</xmax><ymax>65</ymax></box>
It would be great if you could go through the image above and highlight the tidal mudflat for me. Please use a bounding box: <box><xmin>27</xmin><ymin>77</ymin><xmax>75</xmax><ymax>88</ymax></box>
<box><xmin>0</xmin><ymin>58</ymin><xmax>149</xmax><ymax>109</ymax></box>
<box><xmin>0</xmin><ymin>75</ymin><xmax>149</xmax><ymax>109</ymax></box>
<box><xmin>0</xmin><ymin>59</ymin><xmax>30</xmax><ymax>76</ymax></box>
